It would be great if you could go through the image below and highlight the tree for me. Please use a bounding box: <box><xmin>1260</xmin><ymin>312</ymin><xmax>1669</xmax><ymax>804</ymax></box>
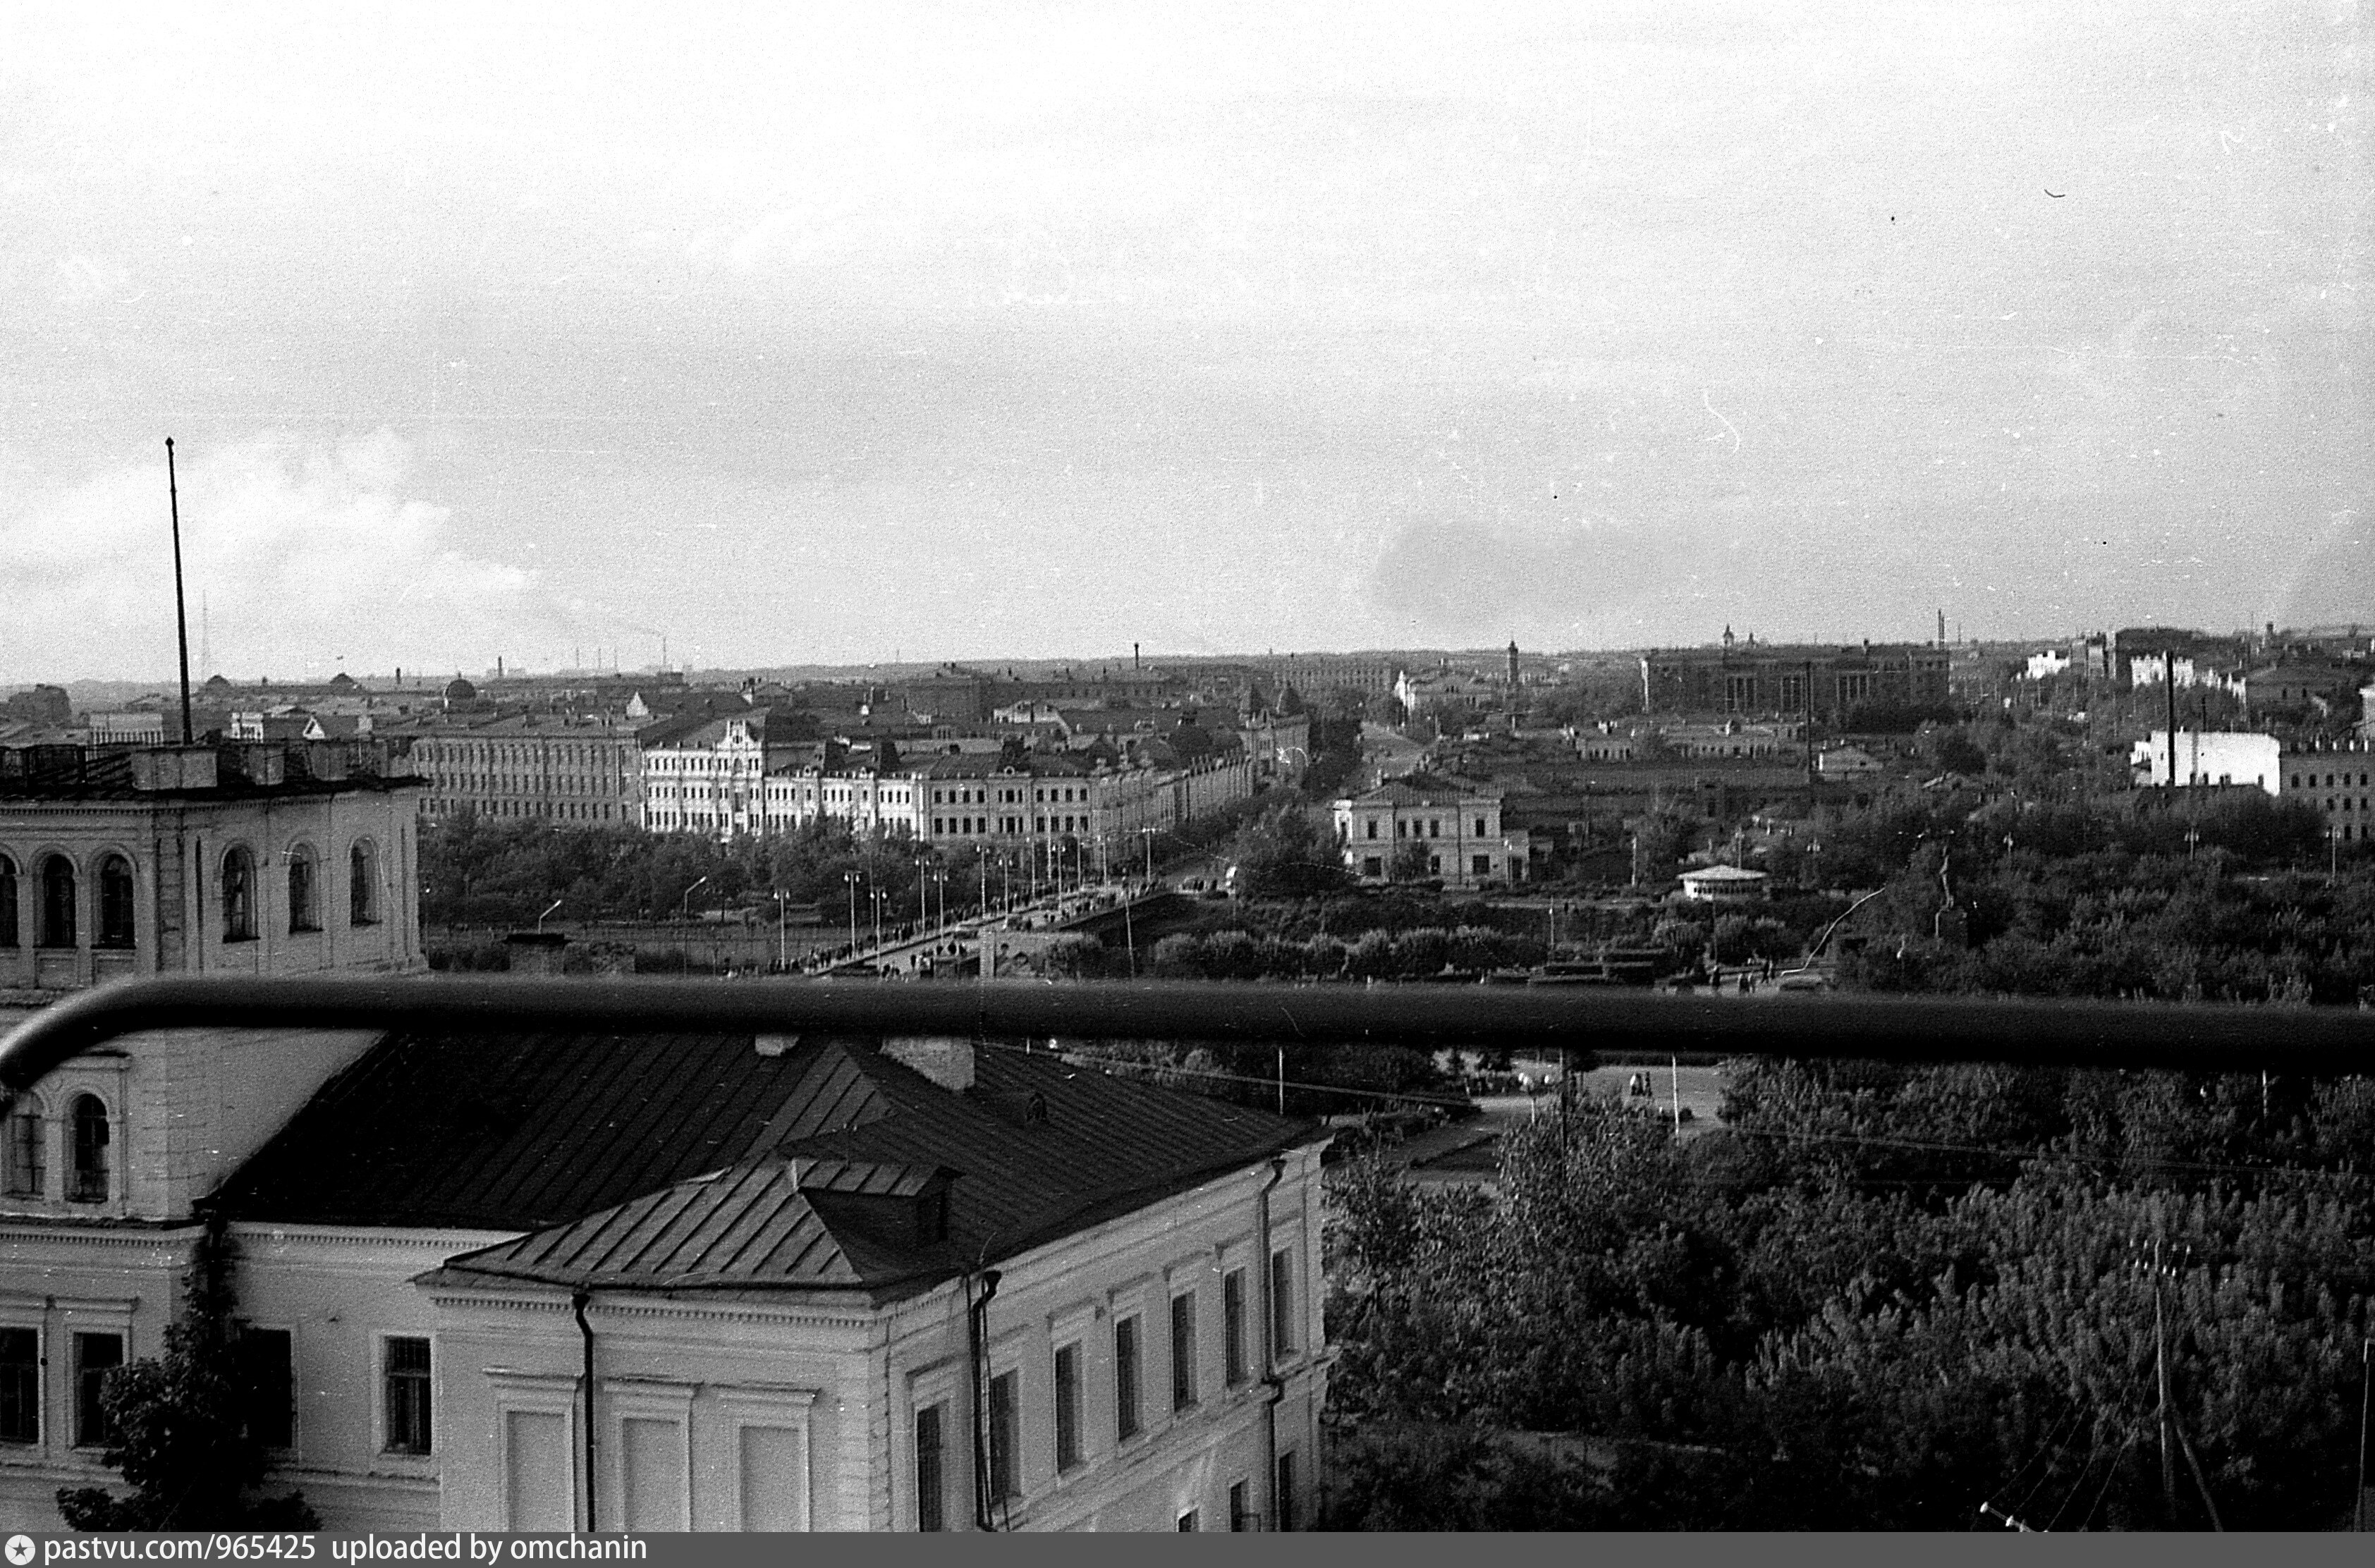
<box><xmin>1230</xmin><ymin>803</ymin><xmax>1351</xmax><ymax>898</ymax></box>
<box><xmin>56</xmin><ymin>1225</ymin><xmax>317</xmax><ymax>1530</ymax></box>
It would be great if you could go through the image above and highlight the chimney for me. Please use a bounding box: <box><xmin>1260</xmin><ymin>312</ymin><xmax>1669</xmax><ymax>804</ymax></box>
<box><xmin>881</xmin><ymin>1036</ymin><xmax>977</xmax><ymax>1094</ymax></box>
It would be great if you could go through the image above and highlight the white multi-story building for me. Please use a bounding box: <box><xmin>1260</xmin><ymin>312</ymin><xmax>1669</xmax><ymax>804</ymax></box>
<box><xmin>1332</xmin><ymin>773</ymin><xmax>1527</xmax><ymax>888</ymax></box>
<box><xmin>641</xmin><ymin>715</ymin><xmax>778</xmax><ymax>838</ymax></box>
<box><xmin>2128</xmin><ymin>730</ymin><xmax>2283</xmax><ymax>795</ymax></box>
<box><xmin>1</xmin><ymin>1022</ymin><xmax>1329</xmax><ymax>1532</ymax></box>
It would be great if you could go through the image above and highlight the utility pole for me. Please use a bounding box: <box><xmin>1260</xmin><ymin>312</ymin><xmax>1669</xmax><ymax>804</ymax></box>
<box><xmin>2154</xmin><ymin>1237</ymin><xmax>2180</xmax><ymax>1524</ymax></box>
<box><xmin>2165</xmin><ymin>650</ymin><xmax>2180</xmax><ymax>788</ymax></box>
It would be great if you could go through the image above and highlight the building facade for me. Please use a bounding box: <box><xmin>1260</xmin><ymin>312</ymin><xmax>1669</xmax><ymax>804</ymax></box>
<box><xmin>2278</xmin><ymin>741</ymin><xmax>2374</xmax><ymax>843</ymax></box>
<box><xmin>1332</xmin><ymin>775</ymin><xmax>1527</xmax><ymax>888</ymax></box>
<box><xmin>1640</xmin><ymin>638</ymin><xmax>1951</xmax><ymax>720</ymax></box>
<box><xmin>2128</xmin><ymin>731</ymin><xmax>2283</xmax><ymax>795</ymax></box>
<box><xmin>399</xmin><ymin>713</ymin><xmax>652</xmax><ymax>828</ymax></box>
<box><xmin>0</xmin><ymin>742</ymin><xmax>422</xmax><ymax>993</ymax></box>
<box><xmin>1</xmin><ymin>1027</ymin><xmax>1329</xmax><ymax>1533</ymax></box>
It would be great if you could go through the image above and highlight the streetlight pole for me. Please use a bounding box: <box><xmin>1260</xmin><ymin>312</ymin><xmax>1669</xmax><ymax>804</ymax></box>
<box><xmin>843</xmin><ymin>871</ymin><xmax>861</xmax><ymax>955</ymax></box>
<box><xmin>774</xmin><ymin>890</ymin><xmax>788</xmax><ymax>973</ymax></box>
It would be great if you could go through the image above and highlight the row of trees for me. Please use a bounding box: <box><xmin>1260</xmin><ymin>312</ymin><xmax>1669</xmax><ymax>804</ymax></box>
<box><xmin>1325</xmin><ymin>1062</ymin><xmax>2375</xmax><ymax>1529</ymax></box>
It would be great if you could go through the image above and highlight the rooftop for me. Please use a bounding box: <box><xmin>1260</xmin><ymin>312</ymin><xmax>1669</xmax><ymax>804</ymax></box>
<box><xmin>221</xmin><ymin>1027</ymin><xmax>1318</xmax><ymax>1301</ymax></box>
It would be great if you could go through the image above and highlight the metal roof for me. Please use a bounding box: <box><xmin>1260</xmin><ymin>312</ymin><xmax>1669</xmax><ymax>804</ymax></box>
<box><xmin>221</xmin><ymin>1025</ymin><xmax>1319</xmax><ymax>1296</ymax></box>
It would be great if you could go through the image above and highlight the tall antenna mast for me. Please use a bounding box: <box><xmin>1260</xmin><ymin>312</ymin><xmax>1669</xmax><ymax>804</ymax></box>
<box><xmin>166</xmin><ymin>437</ymin><xmax>194</xmax><ymax>745</ymax></box>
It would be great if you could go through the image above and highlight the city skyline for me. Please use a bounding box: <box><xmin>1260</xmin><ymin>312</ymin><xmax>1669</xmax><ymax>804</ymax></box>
<box><xmin>1</xmin><ymin>2</ymin><xmax>2364</xmax><ymax>681</ymax></box>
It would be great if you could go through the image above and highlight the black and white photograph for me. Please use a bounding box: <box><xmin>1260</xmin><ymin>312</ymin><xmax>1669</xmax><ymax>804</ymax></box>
<box><xmin>1</xmin><ymin>0</ymin><xmax>2370</xmax><ymax>1536</ymax></box>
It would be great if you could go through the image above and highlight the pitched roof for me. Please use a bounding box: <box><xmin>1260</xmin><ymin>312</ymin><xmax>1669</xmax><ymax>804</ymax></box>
<box><xmin>1338</xmin><ymin>771</ymin><xmax>1500</xmax><ymax>807</ymax></box>
<box><xmin>224</xmin><ymin>1029</ymin><xmax>1319</xmax><ymax>1301</ymax></box>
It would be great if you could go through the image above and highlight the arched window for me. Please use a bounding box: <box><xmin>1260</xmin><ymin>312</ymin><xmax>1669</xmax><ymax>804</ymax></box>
<box><xmin>349</xmin><ymin>840</ymin><xmax>379</xmax><ymax>926</ymax></box>
<box><xmin>287</xmin><ymin>847</ymin><xmax>318</xmax><ymax>933</ymax></box>
<box><xmin>68</xmin><ymin>1095</ymin><xmax>109</xmax><ymax>1203</ymax></box>
<box><xmin>222</xmin><ymin>847</ymin><xmax>257</xmax><ymax>943</ymax></box>
<box><xmin>37</xmin><ymin>857</ymin><xmax>75</xmax><ymax>948</ymax></box>
<box><xmin>0</xmin><ymin>855</ymin><xmax>16</xmax><ymax>948</ymax></box>
<box><xmin>3</xmin><ymin>1094</ymin><xmax>43</xmax><ymax>1198</ymax></box>
<box><xmin>96</xmin><ymin>855</ymin><xmax>136</xmax><ymax>949</ymax></box>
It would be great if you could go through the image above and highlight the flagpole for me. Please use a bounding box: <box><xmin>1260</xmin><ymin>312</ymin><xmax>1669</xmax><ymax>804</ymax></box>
<box><xmin>167</xmin><ymin>438</ymin><xmax>195</xmax><ymax>745</ymax></box>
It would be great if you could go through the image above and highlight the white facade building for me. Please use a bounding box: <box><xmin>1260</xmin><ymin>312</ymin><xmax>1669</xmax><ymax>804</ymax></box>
<box><xmin>1332</xmin><ymin>774</ymin><xmax>1527</xmax><ymax>888</ymax></box>
<box><xmin>1</xmin><ymin>1024</ymin><xmax>1329</xmax><ymax>1533</ymax></box>
<box><xmin>2128</xmin><ymin>730</ymin><xmax>2283</xmax><ymax>795</ymax></box>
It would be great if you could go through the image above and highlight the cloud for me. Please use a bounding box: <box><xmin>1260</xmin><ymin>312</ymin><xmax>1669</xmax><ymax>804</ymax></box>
<box><xmin>0</xmin><ymin>430</ymin><xmax>557</xmax><ymax>681</ymax></box>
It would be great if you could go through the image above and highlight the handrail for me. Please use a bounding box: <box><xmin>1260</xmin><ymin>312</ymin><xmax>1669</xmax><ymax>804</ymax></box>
<box><xmin>3</xmin><ymin>975</ymin><xmax>2371</xmax><ymax>1105</ymax></box>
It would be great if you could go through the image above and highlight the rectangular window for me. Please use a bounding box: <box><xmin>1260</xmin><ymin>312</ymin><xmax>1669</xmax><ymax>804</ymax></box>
<box><xmin>1054</xmin><ymin>1342</ymin><xmax>1082</xmax><ymax>1471</ymax></box>
<box><xmin>1223</xmin><ymin>1268</ymin><xmax>1248</xmax><ymax>1386</ymax></box>
<box><xmin>1114</xmin><ymin>1314</ymin><xmax>1142</xmax><ymax>1439</ymax></box>
<box><xmin>1170</xmin><ymin>1292</ymin><xmax>1197</xmax><ymax>1411</ymax></box>
<box><xmin>1475</xmin><ymin>817</ymin><xmax>1487</xmax><ymax>836</ymax></box>
<box><xmin>915</xmin><ymin>1402</ymin><xmax>948</xmax><ymax>1531</ymax></box>
<box><xmin>382</xmin><ymin>1336</ymin><xmax>432</xmax><ymax>1454</ymax></box>
<box><xmin>1229</xmin><ymin>1478</ymin><xmax>1252</xmax><ymax>1532</ymax></box>
<box><xmin>241</xmin><ymin>1327</ymin><xmax>294</xmax><ymax>1450</ymax></box>
<box><xmin>3</xmin><ymin>1105</ymin><xmax>41</xmax><ymax>1196</ymax></box>
<box><xmin>987</xmin><ymin>1369</ymin><xmax>1020</xmax><ymax>1503</ymax></box>
<box><xmin>1269</xmin><ymin>1249</ymin><xmax>1296</xmax><ymax>1359</ymax></box>
<box><xmin>1276</xmin><ymin>1450</ymin><xmax>1298</xmax><ymax>1532</ymax></box>
<box><xmin>74</xmin><ymin>1332</ymin><xmax>122</xmax><ymax>1447</ymax></box>
<box><xmin>0</xmin><ymin>1327</ymin><xmax>37</xmax><ymax>1444</ymax></box>
<box><xmin>1472</xmin><ymin>855</ymin><xmax>1492</xmax><ymax>877</ymax></box>
<box><xmin>1176</xmin><ymin>1508</ymin><xmax>1199</xmax><ymax>1532</ymax></box>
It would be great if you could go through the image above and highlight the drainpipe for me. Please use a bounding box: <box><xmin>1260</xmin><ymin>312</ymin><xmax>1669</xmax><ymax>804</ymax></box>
<box><xmin>1256</xmin><ymin>1153</ymin><xmax>1288</xmax><ymax>1530</ymax></box>
<box><xmin>965</xmin><ymin>1268</ymin><xmax>1003</xmax><ymax>1531</ymax></box>
<box><xmin>572</xmin><ymin>1292</ymin><xmax>597</xmax><ymax>1533</ymax></box>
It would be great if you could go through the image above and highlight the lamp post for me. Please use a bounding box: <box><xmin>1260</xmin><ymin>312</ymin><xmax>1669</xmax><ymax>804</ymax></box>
<box><xmin>772</xmin><ymin>890</ymin><xmax>789</xmax><ymax>972</ymax></box>
<box><xmin>871</xmin><ymin>886</ymin><xmax>885</xmax><ymax>951</ymax></box>
<box><xmin>915</xmin><ymin>853</ymin><xmax>931</xmax><ymax>929</ymax></box>
<box><xmin>842</xmin><ymin>871</ymin><xmax>862</xmax><ymax>955</ymax></box>
<box><xmin>537</xmin><ymin>898</ymin><xmax>563</xmax><ymax>933</ymax></box>
<box><xmin>678</xmin><ymin>876</ymin><xmax>709</xmax><ymax>926</ymax></box>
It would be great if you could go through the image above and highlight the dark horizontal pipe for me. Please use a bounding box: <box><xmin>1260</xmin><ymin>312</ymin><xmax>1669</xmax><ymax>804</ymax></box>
<box><xmin>2</xmin><ymin>975</ymin><xmax>2370</xmax><ymax>1105</ymax></box>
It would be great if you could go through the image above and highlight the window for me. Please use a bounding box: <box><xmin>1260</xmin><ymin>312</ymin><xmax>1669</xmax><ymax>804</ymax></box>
<box><xmin>241</xmin><ymin>1327</ymin><xmax>294</xmax><ymax>1450</ymax></box>
<box><xmin>1427</xmin><ymin>819</ymin><xmax>1439</xmax><ymax>838</ymax></box>
<box><xmin>1229</xmin><ymin>1478</ymin><xmax>1252</xmax><ymax>1532</ymax></box>
<box><xmin>1114</xmin><ymin>1314</ymin><xmax>1142</xmax><ymax>1439</ymax></box>
<box><xmin>914</xmin><ymin>1401</ymin><xmax>948</xmax><ymax>1531</ymax></box>
<box><xmin>286</xmin><ymin>848</ymin><xmax>317</xmax><ymax>932</ymax></box>
<box><xmin>1364</xmin><ymin>820</ymin><xmax>1377</xmax><ymax>840</ymax></box>
<box><xmin>1054</xmin><ymin>1342</ymin><xmax>1082</xmax><ymax>1471</ymax></box>
<box><xmin>1475</xmin><ymin>817</ymin><xmax>1487</xmax><ymax>836</ymax></box>
<box><xmin>221</xmin><ymin>847</ymin><xmax>257</xmax><ymax>942</ymax></box>
<box><xmin>1171</xmin><ymin>1292</ymin><xmax>1197</xmax><ymax>1411</ymax></box>
<box><xmin>1269</xmin><ymin>1248</ymin><xmax>1296</xmax><ymax>1359</ymax></box>
<box><xmin>4</xmin><ymin>1098</ymin><xmax>42</xmax><ymax>1198</ymax></box>
<box><xmin>1276</xmin><ymin>1450</ymin><xmax>1298</xmax><ymax>1532</ymax></box>
<box><xmin>0</xmin><ymin>1328</ymin><xmax>37</xmax><ymax>1443</ymax></box>
<box><xmin>68</xmin><ymin>1095</ymin><xmax>109</xmax><ymax>1203</ymax></box>
<box><xmin>37</xmin><ymin>855</ymin><xmax>75</xmax><ymax>948</ymax></box>
<box><xmin>0</xmin><ymin>854</ymin><xmax>15</xmax><ymax>947</ymax></box>
<box><xmin>1223</xmin><ymin>1268</ymin><xmax>1248</xmax><ymax>1386</ymax></box>
<box><xmin>1472</xmin><ymin>855</ymin><xmax>1492</xmax><ymax>877</ymax></box>
<box><xmin>74</xmin><ymin>1332</ymin><xmax>122</xmax><ymax>1447</ymax></box>
<box><xmin>90</xmin><ymin>855</ymin><xmax>134</xmax><ymax>949</ymax></box>
<box><xmin>383</xmin><ymin>1337</ymin><xmax>432</xmax><ymax>1454</ymax></box>
<box><xmin>987</xmin><ymin>1368</ymin><xmax>1020</xmax><ymax>1503</ymax></box>
<box><xmin>1176</xmin><ymin>1508</ymin><xmax>1199</xmax><ymax>1532</ymax></box>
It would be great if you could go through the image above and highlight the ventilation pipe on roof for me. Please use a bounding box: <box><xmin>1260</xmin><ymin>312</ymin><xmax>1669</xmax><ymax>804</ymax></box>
<box><xmin>573</xmin><ymin>1291</ymin><xmax>598</xmax><ymax>1531</ymax></box>
<box><xmin>965</xmin><ymin>1266</ymin><xmax>1003</xmax><ymax>1531</ymax></box>
<box><xmin>1257</xmin><ymin>1153</ymin><xmax>1288</xmax><ymax>1530</ymax></box>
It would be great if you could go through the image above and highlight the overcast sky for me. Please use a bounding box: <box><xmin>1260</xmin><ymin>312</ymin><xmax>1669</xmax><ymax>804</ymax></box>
<box><xmin>0</xmin><ymin>1</ymin><xmax>2364</xmax><ymax>683</ymax></box>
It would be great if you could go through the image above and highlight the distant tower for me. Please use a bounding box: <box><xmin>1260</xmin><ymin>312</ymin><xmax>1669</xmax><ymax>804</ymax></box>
<box><xmin>1506</xmin><ymin>639</ymin><xmax>1520</xmax><ymax>689</ymax></box>
<box><xmin>1937</xmin><ymin>608</ymin><xmax>1946</xmax><ymax>647</ymax></box>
